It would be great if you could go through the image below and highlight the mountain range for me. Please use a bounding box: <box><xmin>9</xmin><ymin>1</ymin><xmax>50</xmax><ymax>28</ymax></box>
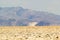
<box><xmin>0</xmin><ymin>7</ymin><xmax>60</xmax><ymax>26</ymax></box>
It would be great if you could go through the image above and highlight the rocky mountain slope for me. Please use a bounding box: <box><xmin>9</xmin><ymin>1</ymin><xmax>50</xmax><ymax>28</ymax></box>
<box><xmin>0</xmin><ymin>7</ymin><xmax>60</xmax><ymax>26</ymax></box>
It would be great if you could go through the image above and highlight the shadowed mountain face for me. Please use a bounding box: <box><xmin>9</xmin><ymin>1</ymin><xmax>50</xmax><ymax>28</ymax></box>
<box><xmin>0</xmin><ymin>7</ymin><xmax>60</xmax><ymax>26</ymax></box>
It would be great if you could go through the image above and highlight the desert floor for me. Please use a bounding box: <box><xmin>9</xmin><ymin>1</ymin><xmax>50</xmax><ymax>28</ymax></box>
<box><xmin>0</xmin><ymin>26</ymin><xmax>60</xmax><ymax>40</ymax></box>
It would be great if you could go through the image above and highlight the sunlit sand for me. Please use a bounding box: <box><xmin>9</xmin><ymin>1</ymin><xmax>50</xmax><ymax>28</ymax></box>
<box><xmin>0</xmin><ymin>26</ymin><xmax>60</xmax><ymax>40</ymax></box>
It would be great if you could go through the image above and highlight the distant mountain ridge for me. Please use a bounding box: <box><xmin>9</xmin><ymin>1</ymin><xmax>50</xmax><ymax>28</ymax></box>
<box><xmin>0</xmin><ymin>7</ymin><xmax>60</xmax><ymax>26</ymax></box>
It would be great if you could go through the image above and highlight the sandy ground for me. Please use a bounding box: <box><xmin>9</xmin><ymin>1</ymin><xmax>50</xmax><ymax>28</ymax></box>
<box><xmin>0</xmin><ymin>26</ymin><xmax>60</xmax><ymax>40</ymax></box>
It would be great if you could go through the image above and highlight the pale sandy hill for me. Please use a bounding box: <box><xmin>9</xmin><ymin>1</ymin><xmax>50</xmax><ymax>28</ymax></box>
<box><xmin>0</xmin><ymin>26</ymin><xmax>60</xmax><ymax>40</ymax></box>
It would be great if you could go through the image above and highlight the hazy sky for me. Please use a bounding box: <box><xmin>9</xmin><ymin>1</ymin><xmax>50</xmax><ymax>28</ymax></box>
<box><xmin>0</xmin><ymin>0</ymin><xmax>60</xmax><ymax>15</ymax></box>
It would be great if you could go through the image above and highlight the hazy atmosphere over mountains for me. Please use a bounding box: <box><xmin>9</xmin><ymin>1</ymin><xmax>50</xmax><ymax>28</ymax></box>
<box><xmin>0</xmin><ymin>7</ymin><xmax>60</xmax><ymax>26</ymax></box>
